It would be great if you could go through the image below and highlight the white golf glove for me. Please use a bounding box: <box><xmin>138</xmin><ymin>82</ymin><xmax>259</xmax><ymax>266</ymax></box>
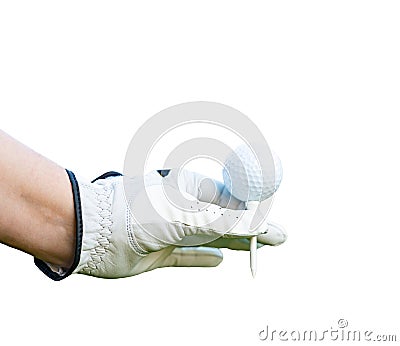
<box><xmin>35</xmin><ymin>169</ymin><xmax>286</xmax><ymax>280</ymax></box>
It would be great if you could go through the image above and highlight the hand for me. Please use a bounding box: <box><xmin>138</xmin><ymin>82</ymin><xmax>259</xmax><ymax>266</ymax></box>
<box><xmin>36</xmin><ymin>169</ymin><xmax>286</xmax><ymax>279</ymax></box>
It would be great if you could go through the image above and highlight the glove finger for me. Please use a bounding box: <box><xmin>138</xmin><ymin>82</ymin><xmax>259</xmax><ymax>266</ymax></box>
<box><xmin>165</xmin><ymin>169</ymin><xmax>278</xmax><ymax>239</ymax></box>
<box><xmin>163</xmin><ymin>168</ymin><xmax>246</xmax><ymax>210</ymax></box>
<box><xmin>205</xmin><ymin>221</ymin><xmax>287</xmax><ymax>250</ymax></box>
<box><xmin>159</xmin><ymin>247</ymin><xmax>223</xmax><ymax>268</ymax></box>
<box><xmin>129</xmin><ymin>182</ymin><xmax>267</xmax><ymax>252</ymax></box>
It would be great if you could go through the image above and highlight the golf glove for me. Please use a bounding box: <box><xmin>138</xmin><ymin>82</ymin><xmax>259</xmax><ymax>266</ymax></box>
<box><xmin>35</xmin><ymin>168</ymin><xmax>286</xmax><ymax>280</ymax></box>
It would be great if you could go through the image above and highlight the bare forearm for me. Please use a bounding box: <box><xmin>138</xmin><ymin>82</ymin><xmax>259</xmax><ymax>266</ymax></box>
<box><xmin>0</xmin><ymin>130</ymin><xmax>75</xmax><ymax>268</ymax></box>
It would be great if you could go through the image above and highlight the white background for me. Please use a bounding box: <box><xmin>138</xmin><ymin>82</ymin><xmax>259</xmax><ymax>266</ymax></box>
<box><xmin>1</xmin><ymin>1</ymin><xmax>400</xmax><ymax>345</ymax></box>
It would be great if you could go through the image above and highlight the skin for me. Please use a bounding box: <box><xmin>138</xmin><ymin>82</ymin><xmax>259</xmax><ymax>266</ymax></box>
<box><xmin>0</xmin><ymin>130</ymin><xmax>75</xmax><ymax>268</ymax></box>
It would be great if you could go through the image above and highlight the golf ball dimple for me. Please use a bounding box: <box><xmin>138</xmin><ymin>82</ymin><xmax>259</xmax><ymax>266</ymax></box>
<box><xmin>223</xmin><ymin>144</ymin><xmax>283</xmax><ymax>202</ymax></box>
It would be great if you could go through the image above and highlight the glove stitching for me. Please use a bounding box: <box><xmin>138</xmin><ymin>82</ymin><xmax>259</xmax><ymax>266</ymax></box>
<box><xmin>81</xmin><ymin>185</ymin><xmax>113</xmax><ymax>275</ymax></box>
<box><xmin>126</xmin><ymin>205</ymin><xmax>148</xmax><ymax>257</ymax></box>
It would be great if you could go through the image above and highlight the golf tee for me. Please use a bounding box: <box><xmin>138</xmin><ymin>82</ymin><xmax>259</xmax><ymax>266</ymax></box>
<box><xmin>245</xmin><ymin>201</ymin><xmax>259</xmax><ymax>278</ymax></box>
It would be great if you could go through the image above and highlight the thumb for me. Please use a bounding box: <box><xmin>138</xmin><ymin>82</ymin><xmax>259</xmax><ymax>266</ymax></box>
<box><xmin>256</xmin><ymin>221</ymin><xmax>287</xmax><ymax>246</ymax></box>
<box><xmin>204</xmin><ymin>221</ymin><xmax>287</xmax><ymax>250</ymax></box>
<box><xmin>159</xmin><ymin>247</ymin><xmax>223</xmax><ymax>268</ymax></box>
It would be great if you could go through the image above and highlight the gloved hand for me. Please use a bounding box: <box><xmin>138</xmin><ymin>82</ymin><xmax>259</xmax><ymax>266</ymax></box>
<box><xmin>35</xmin><ymin>168</ymin><xmax>286</xmax><ymax>280</ymax></box>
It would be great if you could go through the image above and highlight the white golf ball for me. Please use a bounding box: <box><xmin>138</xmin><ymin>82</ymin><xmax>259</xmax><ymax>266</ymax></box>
<box><xmin>223</xmin><ymin>144</ymin><xmax>283</xmax><ymax>202</ymax></box>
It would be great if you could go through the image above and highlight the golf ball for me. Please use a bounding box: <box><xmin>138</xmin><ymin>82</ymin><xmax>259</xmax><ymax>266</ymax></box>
<box><xmin>223</xmin><ymin>144</ymin><xmax>283</xmax><ymax>202</ymax></box>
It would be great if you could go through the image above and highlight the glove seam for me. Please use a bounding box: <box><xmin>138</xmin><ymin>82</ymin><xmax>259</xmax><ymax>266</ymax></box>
<box><xmin>126</xmin><ymin>205</ymin><xmax>148</xmax><ymax>256</ymax></box>
<box><xmin>80</xmin><ymin>183</ymin><xmax>113</xmax><ymax>275</ymax></box>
